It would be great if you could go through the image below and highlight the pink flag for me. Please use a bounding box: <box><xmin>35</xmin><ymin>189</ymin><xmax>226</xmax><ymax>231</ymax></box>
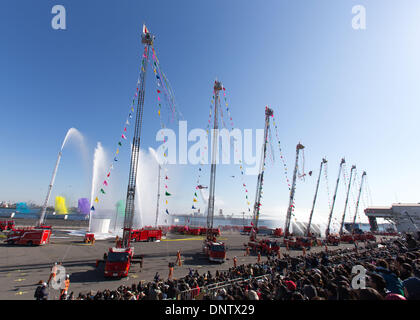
<box><xmin>103</xmin><ymin>180</ymin><xmax>108</xmax><ymax>186</ymax></box>
<box><xmin>122</xmin><ymin>134</ymin><xmax>127</xmax><ymax>140</ymax></box>
<box><xmin>157</xmin><ymin>96</ymin><xmax>161</xmax><ymax>101</ymax></box>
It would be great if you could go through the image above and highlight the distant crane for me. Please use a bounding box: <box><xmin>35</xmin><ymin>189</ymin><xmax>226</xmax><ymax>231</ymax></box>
<box><xmin>250</xmin><ymin>107</ymin><xmax>273</xmax><ymax>241</ymax></box>
<box><xmin>284</xmin><ymin>143</ymin><xmax>305</xmax><ymax>237</ymax></box>
<box><xmin>325</xmin><ymin>158</ymin><xmax>345</xmax><ymax>236</ymax></box>
<box><xmin>306</xmin><ymin>158</ymin><xmax>327</xmax><ymax>237</ymax></box>
<box><xmin>339</xmin><ymin>165</ymin><xmax>356</xmax><ymax>235</ymax></box>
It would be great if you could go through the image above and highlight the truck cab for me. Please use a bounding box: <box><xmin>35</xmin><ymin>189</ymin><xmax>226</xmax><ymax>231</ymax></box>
<box><xmin>203</xmin><ymin>240</ymin><xmax>226</xmax><ymax>263</ymax></box>
<box><xmin>104</xmin><ymin>247</ymin><xmax>133</xmax><ymax>278</ymax></box>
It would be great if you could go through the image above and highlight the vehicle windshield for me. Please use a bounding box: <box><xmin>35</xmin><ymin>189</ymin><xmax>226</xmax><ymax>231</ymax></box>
<box><xmin>107</xmin><ymin>252</ymin><xmax>129</xmax><ymax>263</ymax></box>
<box><xmin>211</xmin><ymin>245</ymin><xmax>225</xmax><ymax>252</ymax></box>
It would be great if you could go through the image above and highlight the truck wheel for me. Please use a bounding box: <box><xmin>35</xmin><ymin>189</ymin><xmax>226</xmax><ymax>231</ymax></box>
<box><xmin>27</xmin><ymin>241</ymin><xmax>33</xmax><ymax>246</ymax></box>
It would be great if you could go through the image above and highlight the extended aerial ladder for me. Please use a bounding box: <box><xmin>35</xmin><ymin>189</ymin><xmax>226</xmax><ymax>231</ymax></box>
<box><xmin>250</xmin><ymin>107</ymin><xmax>273</xmax><ymax>241</ymax></box>
<box><xmin>305</xmin><ymin>158</ymin><xmax>327</xmax><ymax>237</ymax></box>
<box><xmin>325</xmin><ymin>158</ymin><xmax>345</xmax><ymax>236</ymax></box>
<box><xmin>339</xmin><ymin>165</ymin><xmax>356</xmax><ymax>235</ymax></box>
<box><xmin>284</xmin><ymin>143</ymin><xmax>305</xmax><ymax>237</ymax></box>
<box><xmin>351</xmin><ymin>171</ymin><xmax>367</xmax><ymax>234</ymax></box>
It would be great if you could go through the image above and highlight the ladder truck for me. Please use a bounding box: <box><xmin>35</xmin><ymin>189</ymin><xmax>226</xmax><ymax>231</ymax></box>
<box><xmin>339</xmin><ymin>165</ymin><xmax>357</xmax><ymax>243</ymax></box>
<box><xmin>5</xmin><ymin>132</ymin><xmax>63</xmax><ymax>246</ymax></box>
<box><xmin>202</xmin><ymin>80</ymin><xmax>226</xmax><ymax>263</ymax></box>
<box><xmin>325</xmin><ymin>158</ymin><xmax>345</xmax><ymax>245</ymax></box>
<box><xmin>103</xmin><ymin>25</ymin><xmax>153</xmax><ymax>277</ymax></box>
<box><xmin>246</xmin><ymin>107</ymin><xmax>280</xmax><ymax>255</ymax></box>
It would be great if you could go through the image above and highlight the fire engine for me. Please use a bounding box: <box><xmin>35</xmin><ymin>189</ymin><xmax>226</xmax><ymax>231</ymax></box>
<box><xmin>248</xmin><ymin>238</ymin><xmax>280</xmax><ymax>254</ymax></box>
<box><xmin>283</xmin><ymin>236</ymin><xmax>313</xmax><ymax>250</ymax></box>
<box><xmin>203</xmin><ymin>241</ymin><xmax>226</xmax><ymax>263</ymax></box>
<box><xmin>104</xmin><ymin>247</ymin><xmax>133</xmax><ymax>278</ymax></box>
<box><xmin>273</xmin><ymin>228</ymin><xmax>283</xmax><ymax>237</ymax></box>
<box><xmin>130</xmin><ymin>228</ymin><xmax>162</xmax><ymax>242</ymax></box>
<box><xmin>326</xmin><ymin>234</ymin><xmax>340</xmax><ymax>246</ymax></box>
<box><xmin>6</xmin><ymin>226</ymin><xmax>51</xmax><ymax>245</ymax></box>
<box><xmin>0</xmin><ymin>220</ymin><xmax>15</xmax><ymax>232</ymax></box>
<box><xmin>84</xmin><ymin>233</ymin><xmax>95</xmax><ymax>244</ymax></box>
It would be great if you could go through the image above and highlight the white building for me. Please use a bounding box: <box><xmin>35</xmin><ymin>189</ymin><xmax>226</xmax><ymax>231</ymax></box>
<box><xmin>365</xmin><ymin>203</ymin><xmax>420</xmax><ymax>234</ymax></box>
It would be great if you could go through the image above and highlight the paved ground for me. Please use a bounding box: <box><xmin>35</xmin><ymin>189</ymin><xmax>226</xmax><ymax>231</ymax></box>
<box><xmin>0</xmin><ymin>228</ymin><xmax>375</xmax><ymax>300</ymax></box>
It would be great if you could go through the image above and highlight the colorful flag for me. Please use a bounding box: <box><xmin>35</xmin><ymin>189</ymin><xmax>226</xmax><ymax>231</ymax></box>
<box><xmin>103</xmin><ymin>180</ymin><xmax>108</xmax><ymax>186</ymax></box>
<box><xmin>100</xmin><ymin>189</ymin><xmax>106</xmax><ymax>194</ymax></box>
<box><xmin>165</xmin><ymin>191</ymin><xmax>171</xmax><ymax>196</ymax></box>
<box><xmin>166</xmin><ymin>209</ymin><xmax>169</xmax><ymax>215</ymax></box>
<box><xmin>118</xmin><ymin>142</ymin><xmax>122</xmax><ymax>146</ymax></box>
<box><xmin>193</xmin><ymin>198</ymin><xmax>197</xmax><ymax>202</ymax></box>
<box><xmin>114</xmin><ymin>157</ymin><xmax>118</xmax><ymax>162</ymax></box>
<box><xmin>91</xmin><ymin>206</ymin><xmax>95</xmax><ymax>211</ymax></box>
<box><xmin>95</xmin><ymin>197</ymin><xmax>98</xmax><ymax>203</ymax></box>
<box><xmin>122</xmin><ymin>134</ymin><xmax>127</xmax><ymax>140</ymax></box>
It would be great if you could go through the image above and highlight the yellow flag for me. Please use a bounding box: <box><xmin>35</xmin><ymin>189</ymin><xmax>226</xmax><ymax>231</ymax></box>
<box><xmin>116</xmin><ymin>149</ymin><xmax>119</xmax><ymax>154</ymax></box>
<box><xmin>158</xmin><ymin>110</ymin><xmax>161</xmax><ymax>116</ymax></box>
<box><xmin>166</xmin><ymin>200</ymin><xmax>168</xmax><ymax>205</ymax></box>
<box><xmin>193</xmin><ymin>198</ymin><xmax>197</xmax><ymax>202</ymax></box>
<box><xmin>95</xmin><ymin>197</ymin><xmax>99</xmax><ymax>203</ymax></box>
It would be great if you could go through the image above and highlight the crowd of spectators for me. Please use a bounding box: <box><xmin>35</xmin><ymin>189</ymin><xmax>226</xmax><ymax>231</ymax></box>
<box><xmin>45</xmin><ymin>234</ymin><xmax>420</xmax><ymax>300</ymax></box>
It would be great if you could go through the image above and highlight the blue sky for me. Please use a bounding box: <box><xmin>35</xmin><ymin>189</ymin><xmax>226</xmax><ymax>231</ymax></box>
<box><xmin>1</xmin><ymin>0</ymin><xmax>419</xmax><ymax>225</ymax></box>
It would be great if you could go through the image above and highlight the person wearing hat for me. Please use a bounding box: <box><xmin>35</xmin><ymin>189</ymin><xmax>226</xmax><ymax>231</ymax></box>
<box><xmin>403</xmin><ymin>277</ymin><xmax>420</xmax><ymax>300</ymax></box>
<box><xmin>34</xmin><ymin>281</ymin><xmax>48</xmax><ymax>300</ymax></box>
<box><xmin>285</xmin><ymin>280</ymin><xmax>296</xmax><ymax>292</ymax></box>
<box><xmin>60</xmin><ymin>275</ymin><xmax>70</xmax><ymax>300</ymax></box>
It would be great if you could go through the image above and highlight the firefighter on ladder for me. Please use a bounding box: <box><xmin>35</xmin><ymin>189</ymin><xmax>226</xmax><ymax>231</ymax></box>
<box><xmin>175</xmin><ymin>250</ymin><xmax>182</xmax><ymax>266</ymax></box>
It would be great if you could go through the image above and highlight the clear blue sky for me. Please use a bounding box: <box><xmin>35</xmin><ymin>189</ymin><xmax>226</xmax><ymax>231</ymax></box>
<box><xmin>1</xmin><ymin>0</ymin><xmax>419</xmax><ymax>224</ymax></box>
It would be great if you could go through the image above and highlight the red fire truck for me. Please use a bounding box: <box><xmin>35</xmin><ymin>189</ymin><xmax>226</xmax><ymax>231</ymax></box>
<box><xmin>248</xmin><ymin>239</ymin><xmax>280</xmax><ymax>254</ymax></box>
<box><xmin>199</xmin><ymin>228</ymin><xmax>220</xmax><ymax>237</ymax></box>
<box><xmin>0</xmin><ymin>220</ymin><xmax>15</xmax><ymax>232</ymax></box>
<box><xmin>326</xmin><ymin>234</ymin><xmax>340</xmax><ymax>246</ymax></box>
<box><xmin>187</xmin><ymin>227</ymin><xmax>201</xmax><ymax>235</ymax></box>
<box><xmin>203</xmin><ymin>241</ymin><xmax>226</xmax><ymax>263</ymax></box>
<box><xmin>130</xmin><ymin>228</ymin><xmax>162</xmax><ymax>242</ymax></box>
<box><xmin>104</xmin><ymin>247</ymin><xmax>133</xmax><ymax>278</ymax></box>
<box><xmin>5</xmin><ymin>226</ymin><xmax>52</xmax><ymax>245</ymax></box>
<box><xmin>284</xmin><ymin>237</ymin><xmax>313</xmax><ymax>250</ymax></box>
<box><xmin>273</xmin><ymin>228</ymin><xmax>283</xmax><ymax>237</ymax></box>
